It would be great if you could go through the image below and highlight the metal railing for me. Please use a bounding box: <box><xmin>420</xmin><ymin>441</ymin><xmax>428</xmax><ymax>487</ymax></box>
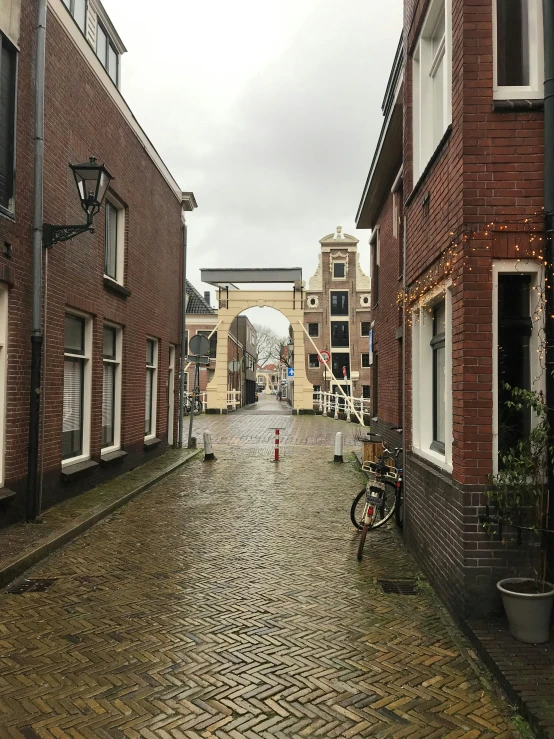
<box><xmin>312</xmin><ymin>391</ymin><xmax>371</xmax><ymax>421</ymax></box>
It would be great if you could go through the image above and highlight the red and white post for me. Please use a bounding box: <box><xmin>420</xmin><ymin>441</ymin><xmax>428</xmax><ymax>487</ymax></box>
<box><xmin>274</xmin><ymin>428</ymin><xmax>280</xmax><ymax>462</ymax></box>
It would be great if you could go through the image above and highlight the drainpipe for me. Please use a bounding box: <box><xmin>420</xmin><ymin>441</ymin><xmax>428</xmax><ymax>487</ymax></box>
<box><xmin>26</xmin><ymin>0</ymin><xmax>47</xmax><ymax>521</ymax></box>
<box><xmin>401</xmin><ymin>214</ymin><xmax>407</xmax><ymax>528</ymax></box>
<box><xmin>543</xmin><ymin>0</ymin><xmax>554</xmax><ymax>547</ymax></box>
<box><xmin>178</xmin><ymin>218</ymin><xmax>188</xmax><ymax>448</ymax></box>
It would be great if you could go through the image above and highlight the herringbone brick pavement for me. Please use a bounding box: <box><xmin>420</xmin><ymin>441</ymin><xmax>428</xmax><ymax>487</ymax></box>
<box><xmin>0</xmin><ymin>437</ymin><xmax>520</xmax><ymax>737</ymax></box>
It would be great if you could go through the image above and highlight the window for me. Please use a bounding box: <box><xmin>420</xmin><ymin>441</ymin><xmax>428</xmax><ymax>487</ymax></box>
<box><xmin>361</xmin><ymin>353</ymin><xmax>371</xmax><ymax>368</ymax></box>
<box><xmin>102</xmin><ymin>325</ymin><xmax>122</xmax><ymax>451</ymax></box>
<box><xmin>308</xmin><ymin>323</ymin><xmax>319</xmax><ymax>338</ymax></box>
<box><xmin>373</xmin><ymin>354</ymin><xmax>379</xmax><ymax>416</ymax></box>
<box><xmin>331</xmin><ymin>352</ymin><xmax>350</xmax><ymax>379</ymax></box>
<box><xmin>371</xmin><ymin>230</ymin><xmax>380</xmax><ymax>305</ymax></box>
<box><xmin>361</xmin><ymin>322</ymin><xmax>371</xmax><ymax>337</ymax></box>
<box><xmin>412</xmin><ymin>284</ymin><xmax>453</xmax><ymax>471</ymax></box>
<box><xmin>331</xmin><ymin>321</ymin><xmax>349</xmax><ymax>348</ymax></box>
<box><xmin>96</xmin><ymin>22</ymin><xmax>119</xmax><ymax>85</ymax></box>
<box><xmin>0</xmin><ymin>34</ymin><xmax>16</xmax><ymax>213</ymax></box>
<box><xmin>104</xmin><ymin>199</ymin><xmax>125</xmax><ymax>283</ymax></box>
<box><xmin>333</xmin><ymin>262</ymin><xmax>346</xmax><ymax>279</ymax></box>
<box><xmin>330</xmin><ymin>292</ymin><xmax>348</xmax><ymax>316</ymax></box>
<box><xmin>362</xmin><ymin>385</ymin><xmax>371</xmax><ymax>399</ymax></box>
<box><xmin>494</xmin><ymin>0</ymin><xmax>543</xmax><ymax>98</ymax></box>
<box><xmin>62</xmin><ymin>0</ymin><xmax>87</xmax><ymax>32</ymax></box>
<box><xmin>431</xmin><ymin>301</ymin><xmax>446</xmax><ymax>453</ymax></box>
<box><xmin>0</xmin><ymin>285</ymin><xmax>7</xmax><ymax>485</ymax></box>
<box><xmin>309</xmin><ymin>353</ymin><xmax>319</xmax><ymax>369</ymax></box>
<box><xmin>63</xmin><ymin>313</ymin><xmax>91</xmax><ymax>462</ymax></box>
<box><xmin>145</xmin><ymin>338</ymin><xmax>158</xmax><ymax>438</ymax></box>
<box><xmin>493</xmin><ymin>262</ymin><xmax>544</xmax><ymax>470</ymax></box>
<box><xmin>392</xmin><ymin>167</ymin><xmax>403</xmax><ymax>241</ymax></box>
<box><xmin>412</xmin><ymin>0</ymin><xmax>452</xmax><ymax>180</ymax></box>
<box><xmin>197</xmin><ymin>330</ymin><xmax>217</xmax><ymax>358</ymax></box>
<box><xmin>313</xmin><ymin>385</ymin><xmax>321</xmax><ymax>399</ymax></box>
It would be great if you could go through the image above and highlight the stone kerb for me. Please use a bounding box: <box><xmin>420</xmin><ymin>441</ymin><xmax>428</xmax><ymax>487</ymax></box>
<box><xmin>206</xmin><ymin>290</ymin><xmax>313</xmax><ymax>413</ymax></box>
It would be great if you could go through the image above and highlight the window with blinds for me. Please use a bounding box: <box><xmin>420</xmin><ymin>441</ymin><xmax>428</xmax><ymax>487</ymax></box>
<box><xmin>104</xmin><ymin>201</ymin><xmax>118</xmax><ymax>280</ymax></box>
<box><xmin>102</xmin><ymin>326</ymin><xmax>118</xmax><ymax>449</ymax></box>
<box><xmin>145</xmin><ymin>339</ymin><xmax>157</xmax><ymax>437</ymax></box>
<box><xmin>0</xmin><ymin>34</ymin><xmax>16</xmax><ymax>212</ymax></box>
<box><xmin>63</xmin><ymin>315</ymin><xmax>86</xmax><ymax>460</ymax></box>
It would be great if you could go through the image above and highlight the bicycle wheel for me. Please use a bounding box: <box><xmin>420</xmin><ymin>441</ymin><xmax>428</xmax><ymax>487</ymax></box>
<box><xmin>350</xmin><ymin>488</ymin><xmax>366</xmax><ymax>530</ymax></box>
<box><xmin>351</xmin><ymin>480</ymin><xmax>397</xmax><ymax>530</ymax></box>
<box><xmin>395</xmin><ymin>487</ymin><xmax>404</xmax><ymax>529</ymax></box>
<box><xmin>193</xmin><ymin>399</ymin><xmax>202</xmax><ymax>415</ymax></box>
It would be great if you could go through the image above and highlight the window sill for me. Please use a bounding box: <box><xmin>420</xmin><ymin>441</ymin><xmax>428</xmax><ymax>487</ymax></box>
<box><xmin>61</xmin><ymin>458</ymin><xmax>99</xmax><ymax>482</ymax></box>
<box><xmin>492</xmin><ymin>99</ymin><xmax>544</xmax><ymax>112</ymax></box>
<box><xmin>0</xmin><ymin>206</ymin><xmax>15</xmax><ymax>222</ymax></box>
<box><xmin>405</xmin><ymin>124</ymin><xmax>452</xmax><ymax>208</ymax></box>
<box><xmin>100</xmin><ymin>448</ymin><xmax>128</xmax><ymax>467</ymax></box>
<box><xmin>103</xmin><ymin>277</ymin><xmax>131</xmax><ymax>298</ymax></box>
<box><xmin>144</xmin><ymin>437</ymin><xmax>161</xmax><ymax>451</ymax></box>
<box><xmin>0</xmin><ymin>487</ymin><xmax>16</xmax><ymax>504</ymax></box>
<box><xmin>412</xmin><ymin>446</ymin><xmax>452</xmax><ymax>474</ymax></box>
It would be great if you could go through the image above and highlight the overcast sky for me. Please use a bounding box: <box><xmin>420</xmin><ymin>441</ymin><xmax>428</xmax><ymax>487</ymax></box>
<box><xmin>104</xmin><ymin>0</ymin><xmax>402</xmax><ymax>334</ymax></box>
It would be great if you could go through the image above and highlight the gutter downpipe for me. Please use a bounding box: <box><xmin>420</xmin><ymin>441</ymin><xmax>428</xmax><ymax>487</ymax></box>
<box><xmin>543</xmin><ymin>0</ymin><xmax>554</xmax><ymax>561</ymax></box>
<box><xmin>402</xmin><ymin>214</ymin><xmax>407</xmax><ymax>534</ymax></box>
<box><xmin>178</xmin><ymin>218</ymin><xmax>188</xmax><ymax>448</ymax></box>
<box><xmin>26</xmin><ymin>0</ymin><xmax>47</xmax><ymax>521</ymax></box>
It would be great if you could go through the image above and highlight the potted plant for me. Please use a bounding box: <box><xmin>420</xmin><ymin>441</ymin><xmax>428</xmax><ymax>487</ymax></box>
<box><xmin>485</xmin><ymin>384</ymin><xmax>554</xmax><ymax>644</ymax></box>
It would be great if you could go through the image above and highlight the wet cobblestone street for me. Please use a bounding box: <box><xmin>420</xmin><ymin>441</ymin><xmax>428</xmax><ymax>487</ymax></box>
<box><xmin>0</xmin><ymin>411</ymin><xmax>520</xmax><ymax>737</ymax></box>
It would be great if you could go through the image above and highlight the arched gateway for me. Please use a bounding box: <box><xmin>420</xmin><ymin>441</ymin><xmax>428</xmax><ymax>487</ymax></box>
<box><xmin>200</xmin><ymin>268</ymin><xmax>314</xmax><ymax>413</ymax></box>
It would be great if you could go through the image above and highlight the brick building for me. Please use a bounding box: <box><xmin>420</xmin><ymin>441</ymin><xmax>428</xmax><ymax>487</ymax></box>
<box><xmin>303</xmin><ymin>228</ymin><xmax>372</xmax><ymax>401</ymax></box>
<box><xmin>356</xmin><ymin>1</ymin><xmax>548</xmax><ymax>617</ymax></box>
<box><xmin>0</xmin><ymin>0</ymin><xmax>193</xmax><ymax>520</ymax></box>
<box><xmin>184</xmin><ymin>282</ymin><xmax>218</xmax><ymax>395</ymax></box>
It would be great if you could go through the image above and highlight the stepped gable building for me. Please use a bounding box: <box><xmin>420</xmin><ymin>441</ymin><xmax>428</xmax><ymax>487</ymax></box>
<box><xmin>303</xmin><ymin>228</ymin><xmax>372</xmax><ymax>401</ymax></box>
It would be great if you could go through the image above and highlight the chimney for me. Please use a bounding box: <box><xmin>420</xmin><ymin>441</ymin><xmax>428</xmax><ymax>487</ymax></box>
<box><xmin>204</xmin><ymin>291</ymin><xmax>210</xmax><ymax>306</ymax></box>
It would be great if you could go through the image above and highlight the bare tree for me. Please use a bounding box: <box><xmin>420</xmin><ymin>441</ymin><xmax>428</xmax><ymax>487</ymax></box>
<box><xmin>253</xmin><ymin>324</ymin><xmax>288</xmax><ymax>367</ymax></box>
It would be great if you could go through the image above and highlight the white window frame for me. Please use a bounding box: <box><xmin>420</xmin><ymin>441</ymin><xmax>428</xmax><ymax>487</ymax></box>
<box><xmin>145</xmin><ymin>337</ymin><xmax>159</xmax><ymax>441</ymax></box>
<box><xmin>391</xmin><ymin>167</ymin><xmax>403</xmax><ymax>240</ymax></box>
<box><xmin>412</xmin><ymin>0</ymin><xmax>452</xmax><ymax>182</ymax></box>
<box><xmin>329</xmin><ymin>289</ymin><xmax>349</xmax><ymax>319</ymax></box>
<box><xmin>308</xmin><ymin>322</ymin><xmax>319</xmax><ymax>338</ymax></box>
<box><xmin>492</xmin><ymin>260</ymin><xmax>544</xmax><ymax>473</ymax></box>
<box><xmin>62</xmin><ymin>309</ymin><xmax>93</xmax><ymax>467</ymax></box>
<box><xmin>103</xmin><ymin>193</ymin><xmax>125</xmax><ymax>286</ymax></box>
<box><xmin>167</xmin><ymin>344</ymin><xmax>175</xmax><ymax>447</ymax></box>
<box><xmin>493</xmin><ymin>0</ymin><xmax>544</xmax><ymax>100</ymax></box>
<box><xmin>0</xmin><ymin>285</ymin><xmax>8</xmax><ymax>486</ymax></box>
<box><xmin>332</xmin><ymin>260</ymin><xmax>347</xmax><ymax>280</ymax></box>
<box><xmin>101</xmin><ymin>322</ymin><xmax>122</xmax><ymax>455</ymax></box>
<box><xmin>411</xmin><ymin>281</ymin><xmax>453</xmax><ymax>472</ymax></box>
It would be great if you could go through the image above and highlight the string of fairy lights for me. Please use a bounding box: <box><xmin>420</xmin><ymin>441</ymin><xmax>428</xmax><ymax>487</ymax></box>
<box><xmin>396</xmin><ymin>211</ymin><xmax>549</xmax><ymax>380</ymax></box>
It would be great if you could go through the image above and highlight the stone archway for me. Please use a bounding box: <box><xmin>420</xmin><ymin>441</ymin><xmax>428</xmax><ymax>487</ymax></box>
<box><xmin>200</xmin><ymin>269</ymin><xmax>313</xmax><ymax>414</ymax></box>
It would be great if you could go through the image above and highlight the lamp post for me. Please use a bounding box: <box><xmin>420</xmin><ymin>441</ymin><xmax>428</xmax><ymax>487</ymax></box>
<box><xmin>26</xmin><ymin>157</ymin><xmax>112</xmax><ymax>521</ymax></box>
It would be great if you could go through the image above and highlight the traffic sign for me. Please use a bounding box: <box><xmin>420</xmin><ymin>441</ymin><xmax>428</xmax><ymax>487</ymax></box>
<box><xmin>319</xmin><ymin>350</ymin><xmax>330</xmax><ymax>364</ymax></box>
<box><xmin>287</xmin><ymin>367</ymin><xmax>295</xmax><ymax>377</ymax></box>
<box><xmin>189</xmin><ymin>334</ymin><xmax>210</xmax><ymax>356</ymax></box>
<box><xmin>228</xmin><ymin>360</ymin><xmax>241</xmax><ymax>372</ymax></box>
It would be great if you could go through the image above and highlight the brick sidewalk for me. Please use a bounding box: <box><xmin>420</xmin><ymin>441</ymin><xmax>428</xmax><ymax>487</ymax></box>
<box><xmin>0</xmin><ymin>441</ymin><xmax>523</xmax><ymax>737</ymax></box>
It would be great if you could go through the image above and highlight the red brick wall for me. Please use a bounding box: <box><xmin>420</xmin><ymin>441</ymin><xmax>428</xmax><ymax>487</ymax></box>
<box><xmin>399</xmin><ymin>0</ymin><xmax>545</xmax><ymax>617</ymax></box>
<box><xmin>0</xmin><ymin>3</ymin><xmax>185</xmax><ymax>516</ymax></box>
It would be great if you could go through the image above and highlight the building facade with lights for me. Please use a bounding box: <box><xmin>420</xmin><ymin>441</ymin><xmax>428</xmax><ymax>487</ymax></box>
<box><xmin>0</xmin><ymin>0</ymin><xmax>191</xmax><ymax>521</ymax></box>
<box><xmin>303</xmin><ymin>229</ymin><xmax>372</xmax><ymax>402</ymax></box>
<box><xmin>356</xmin><ymin>2</ymin><xmax>547</xmax><ymax>619</ymax></box>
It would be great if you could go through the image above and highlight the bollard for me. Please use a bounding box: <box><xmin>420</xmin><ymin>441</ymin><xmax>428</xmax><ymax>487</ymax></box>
<box><xmin>274</xmin><ymin>428</ymin><xmax>280</xmax><ymax>462</ymax></box>
<box><xmin>203</xmin><ymin>431</ymin><xmax>216</xmax><ymax>461</ymax></box>
<box><xmin>334</xmin><ymin>431</ymin><xmax>344</xmax><ymax>463</ymax></box>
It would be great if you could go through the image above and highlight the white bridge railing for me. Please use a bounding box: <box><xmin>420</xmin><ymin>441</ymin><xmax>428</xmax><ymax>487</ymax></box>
<box><xmin>227</xmin><ymin>389</ymin><xmax>241</xmax><ymax>410</ymax></box>
<box><xmin>312</xmin><ymin>391</ymin><xmax>371</xmax><ymax>422</ymax></box>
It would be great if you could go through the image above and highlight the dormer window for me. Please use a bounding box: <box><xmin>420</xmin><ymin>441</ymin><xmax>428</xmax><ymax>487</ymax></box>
<box><xmin>62</xmin><ymin>0</ymin><xmax>87</xmax><ymax>33</ymax></box>
<box><xmin>96</xmin><ymin>23</ymin><xmax>119</xmax><ymax>86</ymax></box>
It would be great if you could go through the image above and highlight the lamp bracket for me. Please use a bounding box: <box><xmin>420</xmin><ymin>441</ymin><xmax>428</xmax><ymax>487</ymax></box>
<box><xmin>43</xmin><ymin>215</ymin><xmax>94</xmax><ymax>248</ymax></box>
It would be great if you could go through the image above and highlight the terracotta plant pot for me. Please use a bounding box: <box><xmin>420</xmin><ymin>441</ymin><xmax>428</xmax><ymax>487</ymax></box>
<box><xmin>497</xmin><ymin>577</ymin><xmax>554</xmax><ymax>644</ymax></box>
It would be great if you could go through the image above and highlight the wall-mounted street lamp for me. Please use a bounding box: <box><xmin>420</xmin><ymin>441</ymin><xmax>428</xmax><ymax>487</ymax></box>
<box><xmin>42</xmin><ymin>157</ymin><xmax>113</xmax><ymax>247</ymax></box>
